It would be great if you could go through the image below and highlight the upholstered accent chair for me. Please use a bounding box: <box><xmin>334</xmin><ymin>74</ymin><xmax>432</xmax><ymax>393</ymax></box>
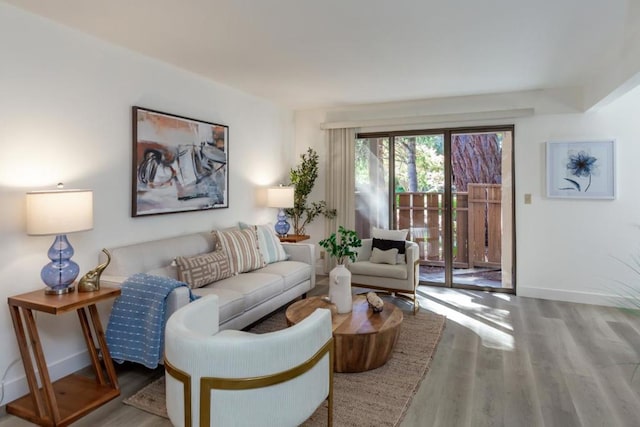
<box><xmin>347</xmin><ymin>238</ymin><xmax>420</xmax><ymax>313</ymax></box>
<box><xmin>164</xmin><ymin>294</ymin><xmax>334</xmax><ymax>427</ymax></box>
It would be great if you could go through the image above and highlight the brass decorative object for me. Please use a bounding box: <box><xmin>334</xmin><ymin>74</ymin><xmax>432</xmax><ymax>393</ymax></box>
<box><xmin>78</xmin><ymin>249</ymin><xmax>111</xmax><ymax>292</ymax></box>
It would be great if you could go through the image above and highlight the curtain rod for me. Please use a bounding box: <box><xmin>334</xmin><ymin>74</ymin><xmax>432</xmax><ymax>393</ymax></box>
<box><xmin>320</xmin><ymin>108</ymin><xmax>535</xmax><ymax>129</ymax></box>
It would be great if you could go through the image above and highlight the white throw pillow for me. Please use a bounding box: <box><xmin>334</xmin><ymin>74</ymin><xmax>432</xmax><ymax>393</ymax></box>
<box><xmin>238</xmin><ymin>222</ymin><xmax>288</xmax><ymax>264</ymax></box>
<box><xmin>369</xmin><ymin>247</ymin><xmax>398</xmax><ymax>265</ymax></box>
<box><xmin>371</xmin><ymin>227</ymin><xmax>409</xmax><ymax>241</ymax></box>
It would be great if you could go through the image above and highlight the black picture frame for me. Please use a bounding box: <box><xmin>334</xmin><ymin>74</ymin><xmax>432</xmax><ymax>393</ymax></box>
<box><xmin>132</xmin><ymin>106</ymin><xmax>229</xmax><ymax>216</ymax></box>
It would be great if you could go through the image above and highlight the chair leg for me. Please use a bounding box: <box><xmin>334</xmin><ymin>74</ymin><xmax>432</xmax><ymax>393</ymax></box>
<box><xmin>412</xmin><ymin>289</ymin><xmax>419</xmax><ymax>314</ymax></box>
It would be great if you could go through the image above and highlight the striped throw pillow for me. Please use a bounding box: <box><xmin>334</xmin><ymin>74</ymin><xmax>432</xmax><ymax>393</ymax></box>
<box><xmin>216</xmin><ymin>228</ymin><xmax>265</xmax><ymax>274</ymax></box>
<box><xmin>175</xmin><ymin>250</ymin><xmax>232</xmax><ymax>288</ymax></box>
<box><xmin>239</xmin><ymin>223</ymin><xmax>288</xmax><ymax>264</ymax></box>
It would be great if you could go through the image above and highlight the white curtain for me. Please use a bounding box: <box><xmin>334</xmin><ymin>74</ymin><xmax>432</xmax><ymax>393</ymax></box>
<box><xmin>324</xmin><ymin>128</ymin><xmax>357</xmax><ymax>271</ymax></box>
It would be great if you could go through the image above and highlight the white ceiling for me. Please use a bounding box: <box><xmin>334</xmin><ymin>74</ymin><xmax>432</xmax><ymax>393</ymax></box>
<box><xmin>3</xmin><ymin>0</ymin><xmax>632</xmax><ymax>110</ymax></box>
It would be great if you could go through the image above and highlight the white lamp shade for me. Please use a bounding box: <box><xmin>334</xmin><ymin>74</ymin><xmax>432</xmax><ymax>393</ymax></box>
<box><xmin>26</xmin><ymin>189</ymin><xmax>94</xmax><ymax>235</ymax></box>
<box><xmin>266</xmin><ymin>186</ymin><xmax>294</xmax><ymax>208</ymax></box>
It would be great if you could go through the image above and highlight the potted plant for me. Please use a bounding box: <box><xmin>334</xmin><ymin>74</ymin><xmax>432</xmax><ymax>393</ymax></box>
<box><xmin>319</xmin><ymin>226</ymin><xmax>361</xmax><ymax>314</ymax></box>
<box><xmin>319</xmin><ymin>226</ymin><xmax>362</xmax><ymax>265</ymax></box>
<box><xmin>286</xmin><ymin>148</ymin><xmax>337</xmax><ymax>236</ymax></box>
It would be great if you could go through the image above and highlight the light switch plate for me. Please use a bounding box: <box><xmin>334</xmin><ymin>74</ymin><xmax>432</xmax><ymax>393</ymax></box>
<box><xmin>524</xmin><ymin>193</ymin><xmax>532</xmax><ymax>204</ymax></box>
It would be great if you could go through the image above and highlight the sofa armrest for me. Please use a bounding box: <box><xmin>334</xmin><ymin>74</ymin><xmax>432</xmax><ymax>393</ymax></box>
<box><xmin>281</xmin><ymin>242</ymin><xmax>316</xmax><ymax>288</ymax></box>
<box><xmin>100</xmin><ymin>275</ymin><xmax>190</xmax><ymax>324</ymax></box>
<box><xmin>406</xmin><ymin>242</ymin><xmax>419</xmax><ymax>289</ymax></box>
<box><xmin>405</xmin><ymin>241</ymin><xmax>419</xmax><ymax>263</ymax></box>
<box><xmin>355</xmin><ymin>239</ymin><xmax>373</xmax><ymax>261</ymax></box>
<box><xmin>99</xmin><ymin>275</ymin><xmax>129</xmax><ymax>288</ymax></box>
<box><xmin>282</xmin><ymin>243</ymin><xmax>315</xmax><ymax>264</ymax></box>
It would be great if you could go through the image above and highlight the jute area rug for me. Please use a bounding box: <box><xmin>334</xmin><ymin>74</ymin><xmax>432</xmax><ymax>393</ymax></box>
<box><xmin>124</xmin><ymin>306</ymin><xmax>445</xmax><ymax>426</ymax></box>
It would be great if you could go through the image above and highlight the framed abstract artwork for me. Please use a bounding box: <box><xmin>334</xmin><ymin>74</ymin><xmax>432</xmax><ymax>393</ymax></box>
<box><xmin>132</xmin><ymin>106</ymin><xmax>229</xmax><ymax>216</ymax></box>
<box><xmin>546</xmin><ymin>140</ymin><xmax>615</xmax><ymax>199</ymax></box>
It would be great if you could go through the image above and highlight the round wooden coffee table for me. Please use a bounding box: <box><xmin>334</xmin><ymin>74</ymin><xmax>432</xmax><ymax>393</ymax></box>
<box><xmin>285</xmin><ymin>295</ymin><xmax>403</xmax><ymax>373</ymax></box>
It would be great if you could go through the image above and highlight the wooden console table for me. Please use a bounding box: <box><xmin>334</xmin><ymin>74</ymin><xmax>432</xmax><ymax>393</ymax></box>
<box><xmin>7</xmin><ymin>287</ymin><xmax>121</xmax><ymax>427</ymax></box>
<box><xmin>279</xmin><ymin>234</ymin><xmax>310</xmax><ymax>243</ymax></box>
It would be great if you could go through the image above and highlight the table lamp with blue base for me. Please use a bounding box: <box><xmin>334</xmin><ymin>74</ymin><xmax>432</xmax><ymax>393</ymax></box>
<box><xmin>266</xmin><ymin>186</ymin><xmax>294</xmax><ymax>237</ymax></box>
<box><xmin>26</xmin><ymin>187</ymin><xmax>94</xmax><ymax>295</ymax></box>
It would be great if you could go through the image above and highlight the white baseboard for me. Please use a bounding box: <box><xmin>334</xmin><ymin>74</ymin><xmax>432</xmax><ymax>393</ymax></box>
<box><xmin>315</xmin><ymin>262</ymin><xmax>326</xmax><ymax>276</ymax></box>
<box><xmin>1</xmin><ymin>349</ymin><xmax>90</xmax><ymax>406</ymax></box>
<box><xmin>517</xmin><ymin>286</ymin><xmax>635</xmax><ymax>308</ymax></box>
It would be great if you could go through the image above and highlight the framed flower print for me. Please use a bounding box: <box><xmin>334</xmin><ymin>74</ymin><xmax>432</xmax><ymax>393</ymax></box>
<box><xmin>546</xmin><ymin>140</ymin><xmax>615</xmax><ymax>199</ymax></box>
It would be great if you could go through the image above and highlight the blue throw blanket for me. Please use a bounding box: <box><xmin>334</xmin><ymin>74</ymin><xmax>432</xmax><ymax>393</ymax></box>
<box><xmin>106</xmin><ymin>273</ymin><xmax>198</xmax><ymax>369</ymax></box>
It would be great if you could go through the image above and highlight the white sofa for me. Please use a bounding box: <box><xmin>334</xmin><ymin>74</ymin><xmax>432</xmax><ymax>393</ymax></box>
<box><xmin>100</xmin><ymin>231</ymin><xmax>315</xmax><ymax>331</ymax></box>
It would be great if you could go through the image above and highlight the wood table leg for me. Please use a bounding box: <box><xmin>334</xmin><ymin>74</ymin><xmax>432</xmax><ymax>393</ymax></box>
<box><xmin>22</xmin><ymin>308</ymin><xmax>61</xmax><ymax>423</ymax></box>
<box><xmin>88</xmin><ymin>305</ymin><xmax>119</xmax><ymax>389</ymax></box>
<box><xmin>77</xmin><ymin>308</ymin><xmax>106</xmax><ymax>385</ymax></box>
<box><xmin>8</xmin><ymin>306</ymin><xmax>46</xmax><ymax>419</ymax></box>
<box><xmin>6</xmin><ymin>287</ymin><xmax>122</xmax><ymax>427</ymax></box>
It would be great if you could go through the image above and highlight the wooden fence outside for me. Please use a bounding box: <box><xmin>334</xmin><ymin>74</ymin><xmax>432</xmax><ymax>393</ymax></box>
<box><xmin>395</xmin><ymin>184</ymin><xmax>502</xmax><ymax>269</ymax></box>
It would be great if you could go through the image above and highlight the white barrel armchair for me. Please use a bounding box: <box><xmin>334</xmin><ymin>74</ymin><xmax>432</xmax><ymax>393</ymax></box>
<box><xmin>347</xmin><ymin>238</ymin><xmax>420</xmax><ymax>313</ymax></box>
<box><xmin>164</xmin><ymin>294</ymin><xmax>334</xmax><ymax>427</ymax></box>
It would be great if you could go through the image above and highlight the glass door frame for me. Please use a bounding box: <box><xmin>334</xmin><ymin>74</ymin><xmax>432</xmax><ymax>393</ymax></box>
<box><xmin>357</xmin><ymin>125</ymin><xmax>516</xmax><ymax>294</ymax></box>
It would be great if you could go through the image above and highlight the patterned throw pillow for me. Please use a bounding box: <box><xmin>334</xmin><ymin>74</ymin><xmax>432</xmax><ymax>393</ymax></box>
<box><xmin>239</xmin><ymin>222</ymin><xmax>288</xmax><ymax>264</ymax></box>
<box><xmin>175</xmin><ymin>250</ymin><xmax>232</xmax><ymax>288</ymax></box>
<box><xmin>216</xmin><ymin>228</ymin><xmax>265</xmax><ymax>274</ymax></box>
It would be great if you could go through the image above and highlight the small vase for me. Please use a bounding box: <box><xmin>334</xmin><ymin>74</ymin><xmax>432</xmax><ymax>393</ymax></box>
<box><xmin>329</xmin><ymin>264</ymin><xmax>352</xmax><ymax>314</ymax></box>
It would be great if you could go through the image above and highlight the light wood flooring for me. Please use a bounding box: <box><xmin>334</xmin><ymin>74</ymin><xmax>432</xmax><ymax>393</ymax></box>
<box><xmin>1</xmin><ymin>284</ymin><xmax>639</xmax><ymax>426</ymax></box>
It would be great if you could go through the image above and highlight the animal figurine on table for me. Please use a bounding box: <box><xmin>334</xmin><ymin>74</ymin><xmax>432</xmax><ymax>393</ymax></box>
<box><xmin>78</xmin><ymin>249</ymin><xmax>111</xmax><ymax>292</ymax></box>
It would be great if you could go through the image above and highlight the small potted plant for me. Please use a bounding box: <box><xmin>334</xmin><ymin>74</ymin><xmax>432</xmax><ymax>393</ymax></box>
<box><xmin>319</xmin><ymin>226</ymin><xmax>361</xmax><ymax>313</ymax></box>
<box><xmin>319</xmin><ymin>226</ymin><xmax>362</xmax><ymax>265</ymax></box>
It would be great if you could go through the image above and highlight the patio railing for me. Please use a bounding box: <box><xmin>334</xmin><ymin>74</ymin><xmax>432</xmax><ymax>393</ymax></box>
<box><xmin>356</xmin><ymin>184</ymin><xmax>501</xmax><ymax>269</ymax></box>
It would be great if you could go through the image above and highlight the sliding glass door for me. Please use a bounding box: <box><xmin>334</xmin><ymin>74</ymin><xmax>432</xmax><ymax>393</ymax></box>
<box><xmin>355</xmin><ymin>126</ymin><xmax>515</xmax><ymax>292</ymax></box>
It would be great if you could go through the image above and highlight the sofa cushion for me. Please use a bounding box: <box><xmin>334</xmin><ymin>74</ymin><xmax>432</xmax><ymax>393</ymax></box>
<box><xmin>239</xmin><ymin>222</ymin><xmax>288</xmax><ymax>264</ymax></box>
<box><xmin>175</xmin><ymin>250</ymin><xmax>232</xmax><ymax>288</ymax></box>
<box><xmin>216</xmin><ymin>228</ymin><xmax>265</xmax><ymax>274</ymax></box>
<box><xmin>147</xmin><ymin>263</ymin><xmax>178</xmax><ymax>280</ymax></box>
<box><xmin>214</xmin><ymin>273</ymin><xmax>284</xmax><ymax>311</ymax></box>
<box><xmin>191</xmin><ymin>286</ymin><xmax>244</xmax><ymax>324</ymax></box>
<box><xmin>252</xmin><ymin>261</ymin><xmax>311</xmax><ymax>291</ymax></box>
<box><xmin>372</xmin><ymin>227</ymin><xmax>408</xmax><ymax>241</ymax></box>
<box><xmin>104</xmin><ymin>232</ymin><xmax>216</xmax><ymax>277</ymax></box>
<box><xmin>372</xmin><ymin>238</ymin><xmax>406</xmax><ymax>254</ymax></box>
<box><xmin>348</xmin><ymin>261</ymin><xmax>408</xmax><ymax>280</ymax></box>
<box><xmin>369</xmin><ymin>247</ymin><xmax>398</xmax><ymax>265</ymax></box>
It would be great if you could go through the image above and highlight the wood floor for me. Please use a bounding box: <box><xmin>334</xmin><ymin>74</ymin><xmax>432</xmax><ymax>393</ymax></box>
<box><xmin>1</xmin><ymin>285</ymin><xmax>639</xmax><ymax>426</ymax></box>
<box><xmin>403</xmin><ymin>287</ymin><xmax>640</xmax><ymax>427</ymax></box>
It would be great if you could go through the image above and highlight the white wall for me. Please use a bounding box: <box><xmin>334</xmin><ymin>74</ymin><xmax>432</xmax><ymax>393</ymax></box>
<box><xmin>0</xmin><ymin>3</ymin><xmax>294</xmax><ymax>403</ymax></box>
<box><xmin>295</xmin><ymin>86</ymin><xmax>640</xmax><ymax>306</ymax></box>
<box><xmin>516</xmin><ymin>90</ymin><xmax>640</xmax><ymax>305</ymax></box>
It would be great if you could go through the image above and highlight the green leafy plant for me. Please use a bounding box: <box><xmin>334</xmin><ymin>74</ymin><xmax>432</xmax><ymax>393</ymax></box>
<box><xmin>286</xmin><ymin>148</ymin><xmax>337</xmax><ymax>235</ymax></box>
<box><xmin>612</xmin><ymin>254</ymin><xmax>640</xmax><ymax>313</ymax></box>
<box><xmin>611</xmin><ymin>253</ymin><xmax>640</xmax><ymax>382</ymax></box>
<box><xmin>319</xmin><ymin>226</ymin><xmax>362</xmax><ymax>265</ymax></box>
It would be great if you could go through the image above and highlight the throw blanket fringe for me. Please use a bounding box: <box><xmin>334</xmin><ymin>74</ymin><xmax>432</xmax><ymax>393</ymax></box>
<box><xmin>106</xmin><ymin>273</ymin><xmax>198</xmax><ymax>369</ymax></box>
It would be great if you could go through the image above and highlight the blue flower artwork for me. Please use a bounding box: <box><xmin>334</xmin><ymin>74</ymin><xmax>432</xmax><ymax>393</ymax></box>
<box><xmin>547</xmin><ymin>140</ymin><xmax>615</xmax><ymax>200</ymax></box>
<box><xmin>559</xmin><ymin>150</ymin><xmax>598</xmax><ymax>192</ymax></box>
